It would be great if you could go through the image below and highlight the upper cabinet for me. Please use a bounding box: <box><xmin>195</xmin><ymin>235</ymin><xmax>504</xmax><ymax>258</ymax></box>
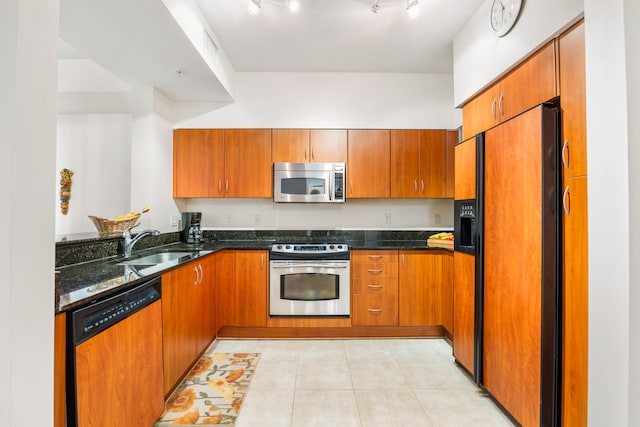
<box><xmin>445</xmin><ymin>130</ymin><xmax>457</xmax><ymax>198</ymax></box>
<box><xmin>173</xmin><ymin>129</ymin><xmax>224</xmax><ymax>198</ymax></box>
<box><xmin>454</xmin><ymin>136</ymin><xmax>476</xmax><ymax>201</ymax></box>
<box><xmin>462</xmin><ymin>41</ymin><xmax>557</xmax><ymax>140</ymax></box>
<box><xmin>272</xmin><ymin>129</ymin><xmax>347</xmax><ymax>163</ymax></box>
<box><xmin>173</xmin><ymin>129</ymin><xmax>272</xmax><ymax>198</ymax></box>
<box><xmin>347</xmin><ymin>129</ymin><xmax>391</xmax><ymax>198</ymax></box>
<box><xmin>559</xmin><ymin>22</ymin><xmax>587</xmax><ymax>179</ymax></box>
<box><xmin>391</xmin><ymin>130</ymin><xmax>449</xmax><ymax>198</ymax></box>
<box><xmin>224</xmin><ymin>129</ymin><xmax>272</xmax><ymax>198</ymax></box>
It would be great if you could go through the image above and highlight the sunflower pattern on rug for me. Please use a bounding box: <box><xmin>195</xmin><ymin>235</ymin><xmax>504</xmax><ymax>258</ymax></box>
<box><xmin>155</xmin><ymin>353</ymin><xmax>260</xmax><ymax>426</ymax></box>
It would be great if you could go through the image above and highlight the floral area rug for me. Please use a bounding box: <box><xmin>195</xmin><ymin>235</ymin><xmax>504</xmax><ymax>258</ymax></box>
<box><xmin>155</xmin><ymin>352</ymin><xmax>260</xmax><ymax>426</ymax></box>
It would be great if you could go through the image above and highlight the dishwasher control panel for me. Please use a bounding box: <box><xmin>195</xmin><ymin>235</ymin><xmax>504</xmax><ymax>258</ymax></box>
<box><xmin>71</xmin><ymin>277</ymin><xmax>161</xmax><ymax>345</ymax></box>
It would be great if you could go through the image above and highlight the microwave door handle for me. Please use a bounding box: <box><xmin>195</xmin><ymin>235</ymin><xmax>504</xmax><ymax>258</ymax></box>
<box><xmin>329</xmin><ymin>175</ymin><xmax>333</xmax><ymax>201</ymax></box>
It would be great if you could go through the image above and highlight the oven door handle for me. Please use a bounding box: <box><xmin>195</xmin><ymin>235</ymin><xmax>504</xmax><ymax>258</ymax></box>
<box><xmin>270</xmin><ymin>262</ymin><xmax>349</xmax><ymax>269</ymax></box>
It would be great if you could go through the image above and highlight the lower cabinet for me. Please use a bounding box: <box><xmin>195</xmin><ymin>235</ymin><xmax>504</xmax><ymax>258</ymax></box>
<box><xmin>54</xmin><ymin>313</ymin><xmax>66</xmax><ymax>427</ymax></box>
<box><xmin>452</xmin><ymin>251</ymin><xmax>475</xmax><ymax>374</ymax></box>
<box><xmin>351</xmin><ymin>250</ymin><xmax>399</xmax><ymax>326</ymax></box>
<box><xmin>162</xmin><ymin>254</ymin><xmax>216</xmax><ymax>396</ymax></box>
<box><xmin>398</xmin><ymin>250</ymin><xmax>453</xmax><ymax>331</ymax></box>
<box><xmin>215</xmin><ymin>250</ymin><xmax>268</xmax><ymax>328</ymax></box>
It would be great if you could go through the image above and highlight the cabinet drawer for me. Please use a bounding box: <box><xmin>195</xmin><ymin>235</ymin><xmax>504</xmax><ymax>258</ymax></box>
<box><xmin>351</xmin><ymin>277</ymin><xmax>399</xmax><ymax>295</ymax></box>
<box><xmin>352</xmin><ymin>295</ymin><xmax>398</xmax><ymax>326</ymax></box>
<box><xmin>351</xmin><ymin>262</ymin><xmax>398</xmax><ymax>278</ymax></box>
<box><xmin>351</xmin><ymin>250</ymin><xmax>398</xmax><ymax>263</ymax></box>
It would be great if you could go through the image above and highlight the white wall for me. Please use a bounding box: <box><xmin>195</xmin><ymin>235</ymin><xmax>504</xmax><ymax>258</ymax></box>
<box><xmin>453</xmin><ymin>0</ymin><xmax>583</xmax><ymax>106</ymax></box>
<box><xmin>584</xmin><ymin>0</ymin><xmax>636</xmax><ymax>424</ymax></box>
<box><xmin>0</xmin><ymin>1</ymin><xmax>58</xmax><ymax>426</ymax></box>
<box><xmin>171</xmin><ymin>72</ymin><xmax>459</xmax><ymax>230</ymax></box>
<box><xmin>56</xmin><ymin>114</ymin><xmax>132</xmax><ymax>235</ymax></box>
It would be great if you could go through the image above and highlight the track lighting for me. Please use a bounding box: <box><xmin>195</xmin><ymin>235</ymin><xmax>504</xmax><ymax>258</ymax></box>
<box><xmin>248</xmin><ymin>0</ymin><xmax>262</xmax><ymax>15</ymax></box>
<box><xmin>406</xmin><ymin>0</ymin><xmax>420</xmax><ymax>18</ymax></box>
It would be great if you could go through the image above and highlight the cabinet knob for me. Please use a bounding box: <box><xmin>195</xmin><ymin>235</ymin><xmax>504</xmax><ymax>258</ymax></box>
<box><xmin>368</xmin><ymin>308</ymin><xmax>383</xmax><ymax>313</ymax></box>
<box><xmin>561</xmin><ymin>140</ymin><xmax>570</xmax><ymax>170</ymax></box>
<box><xmin>562</xmin><ymin>185</ymin><xmax>571</xmax><ymax>216</ymax></box>
<box><xmin>367</xmin><ymin>269</ymin><xmax>384</xmax><ymax>274</ymax></box>
<box><xmin>491</xmin><ymin>98</ymin><xmax>497</xmax><ymax>120</ymax></box>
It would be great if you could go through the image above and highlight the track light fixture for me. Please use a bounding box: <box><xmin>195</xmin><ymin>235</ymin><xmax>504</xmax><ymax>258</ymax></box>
<box><xmin>248</xmin><ymin>0</ymin><xmax>300</xmax><ymax>15</ymax></box>
<box><xmin>370</xmin><ymin>0</ymin><xmax>420</xmax><ymax>17</ymax></box>
<box><xmin>248</xmin><ymin>0</ymin><xmax>262</xmax><ymax>15</ymax></box>
<box><xmin>406</xmin><ymin>0</ymin><xmax>420</xmax><ymax>18</ymax></box>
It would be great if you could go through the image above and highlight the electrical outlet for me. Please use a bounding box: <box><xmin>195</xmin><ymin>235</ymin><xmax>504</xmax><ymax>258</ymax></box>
<box><xmin>170</xmin><ymin>215</ymin><xmax>179</xmax><ymax>227</ymax></box>
<box><xmin>225</xmin><ymin>214</ymin><xmax>232</xmax><ymax>225</ymax></box>
<box><xmin>385</xmin><ymin>213</ymin><xmax>392</xmax><ymax>225</ymax></box>
<box><xmin>254</xmin><ymin>214</ymin><xmax>262</xmax><ymax>225</ymax></box>
<box><xmin>433</xmin><ymin>213</ymin><xmax>441</xmax><ymax>225</ymax></box>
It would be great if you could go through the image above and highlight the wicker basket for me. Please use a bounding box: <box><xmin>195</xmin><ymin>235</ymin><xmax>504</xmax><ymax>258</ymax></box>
<box><xmin>88</xmin><ymin>214</ymin><xmax>140</xmax><ymax>236</ymax></box>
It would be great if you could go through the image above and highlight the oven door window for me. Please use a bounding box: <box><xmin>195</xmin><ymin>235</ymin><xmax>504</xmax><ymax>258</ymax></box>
<box><xmin>280</xmin><ymin>273</ymin><xmax>339</xmax><ymax>301</ymax></box>
<box><xmin>280</xmin><ymin>177</ymin><xmax>326</xmax><ymax>196</ymax></box>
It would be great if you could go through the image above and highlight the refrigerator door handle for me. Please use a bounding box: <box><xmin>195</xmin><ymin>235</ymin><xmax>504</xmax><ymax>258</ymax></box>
<box><xmin>562</xmin><ymin>185</ymin><xmax>570</xmax><ymax>216</ymax></box>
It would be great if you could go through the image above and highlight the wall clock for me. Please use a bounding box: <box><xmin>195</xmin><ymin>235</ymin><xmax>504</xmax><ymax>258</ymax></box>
<box><xmin>490</xmin><ymin>0</ymin><xmax>523</xmax><ymax>37</ymax></box>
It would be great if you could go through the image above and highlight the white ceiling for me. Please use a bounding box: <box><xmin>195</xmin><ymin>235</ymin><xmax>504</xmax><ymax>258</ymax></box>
<box><xmin>58</xmin><ymin>0</ymin><xmax>485</xmax><ymax>103</ymax></box>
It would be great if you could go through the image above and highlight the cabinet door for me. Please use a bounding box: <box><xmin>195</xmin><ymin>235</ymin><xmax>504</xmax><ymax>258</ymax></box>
<box><xmin>224</xmin><ymin>129</ymin><xmax>272</xmax><ymax>197</ymax></box>
<box><xmin>310</xmin><ymin>129</ymin><xmax>347</xmax><ymax>162</ymax></box>
<box><xmin>499</xmin><ymin>41</ymin><xmax>556</xmax><ymax>122</ymax></box>
<box><xmin>453</xmin><ymin>251</ymin><xmax>475</xmax><ymax>375</ymax></box>
<box><xmin>272</xmin><ymin>129</ymin><xmax>310</xmax><ymax>163</ymax></box>
<box><xmin>195</xmin><ymin>255</ymin><xmax>216</xmax><ymax>355</ymax></box>
<box><xmin>214</xmin><ymin>250</ymin><xmax>236</xmax><ymax>328</ymax></box>
<box><xmin>436</xmin><ymin>251</ymin><xmax>453</xmax><ymax>334</ymax></box>
<box><xmin>419</xmin><ymin>130</ymin><xmax>447</xmax><ymax>198</ymax></box>
<box><xmin>559</xmin><ymin>22</ymin><xmax>587</xmax><ymax>178</ymax></box>
<box><xmin>561</xmin><ymin>176</ymin><xmax>588</xmax><ymax>427</ymax></box>
<box><xmin>347</xmin><ymin>129</ymin><xmax>390</xmax><ymax>198</ymax></box>
<box><xmin>445</xmin><ymin>130</ymin><xmax>457</xmax><ymax>198</ymax></box>
<box><xmin>173</xmin><ymin>129</ymin><xmax>224</xmax><ymax>198</ymax></box>
<box><xmin>454</xmin><ymin>137</ymin><xmax>476</xmax><ymax>200</ymax></box>
<box><xmin>54</xmin><ymin>313</ymin><xmax>66</xmax><ymax>427</ymax></box>
<box><xmin>390</xmin><ymin>130</ymin><xmax>420</xmax><ymax>198</ymax></box>
<box><xmin>399</xmin><ymin>251</ymin><xmax>437</xmax><ymax>326</ymax></box>
<box><xmin>234</xmin><ymin>250</ymin><xmax>268</xmax><ymax>327</ymax></box>
<box><xmin>162</xmin><ymin>264</ymin><xmax>199</xmax><ymax>395</ymax></box>
<box><xmin>462</xmin><ymin>83</ymin><xmax>500</xmax><ymax>140</ymax></box>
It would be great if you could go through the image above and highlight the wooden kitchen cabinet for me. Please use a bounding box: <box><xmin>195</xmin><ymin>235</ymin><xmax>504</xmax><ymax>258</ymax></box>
<box><xmin>453</xmin><ymin>251</ymin><xmax>475</xmax><ymax>375</ymax></box>
<box><xmin>224</xmin><ymin>129</ymin><xmax>272</xmax><ymax>198</ymax></box>
<box><xmin>347</xmin><ymin>129</ymin><xmax>391</xmax><ymax>198</ymax></box>
<box><xmin>454</xmin><ymin>136</ymin><xmax>476</xmax><ymax>200</ymax></box>
<box><xmin>173</xmin><ymin>128</ymin><xmax>272</xmax><ymax>198</ymax></box>
<box><xmin>390</xmin><ymin>130</ymin><xmax>448</xmax><ymax>198</ymax></box>
<box><xmin>214</xmin><ymin>250</ymin><xmax>268</xmax><ymax>328</ymax></box>
<box><xmin>173</xmin><ymin>129</ymin><xmax>224</xmax><ymax>197</ymax></box>
<box><xmin>559</xmin><ymin>21</ymin><xmax>587</xmax><ymax>179</ymax></box>
<box><xmin>351</xmin><ymin>250</ymin><xmax>399</xmax><ymax>326</ymax></box>
<box><xmin>272</xmin><ymin>129</ymin><xmax>347</xmax><ymax>163</ymax></box>
<box><xmin>561</xmin><ymin>175</ymin><xmax>588</xmax><ymax>427</ymax></box>
<box><xmin>445</xmin><ymin>130</ymin><xmax>456</xmax><ymax>198</ymax></box>
<box><xmin>559</xmin><ymin>20</ymin><xmax>588</xmax><ymax>427</ymax></box>
<box><xmin>398</xmin><ymin>250</ymin><xmax>452</xmax><ymax>330</ymax></box>
<box><xmin>162</xmin><ymin>256</ymin><xmax>216</xmax><ymax>395</ymax></box>
<box><xmin>54</xmin><ymin>313</ymin><xmax>66</xmax><ymax>427</ymax></box>
<box><xmin>234</xmin><ymin>250</ymin><xmax>268</xmax><ymax>327</ymax></box>
<box><xmin>462</xmin><ymin>41</ymin><xmax>556</xmax><ymax>140</ymax></box>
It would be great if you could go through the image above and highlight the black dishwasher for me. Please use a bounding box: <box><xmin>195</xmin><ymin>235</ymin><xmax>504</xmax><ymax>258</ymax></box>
<box><xmin>66</xmin><ymin>277</ymin><xmax>164</xmax><ymax>427</ymax></box>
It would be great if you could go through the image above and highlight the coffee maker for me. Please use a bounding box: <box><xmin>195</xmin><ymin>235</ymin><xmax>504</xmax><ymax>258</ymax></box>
<box><xmin>180</xmin><ymin>212</ymin><xmax>203</xmax><ymax>244</ymax></box>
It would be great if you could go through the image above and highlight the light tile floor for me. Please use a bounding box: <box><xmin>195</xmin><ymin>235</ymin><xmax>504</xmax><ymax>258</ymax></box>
<box><xmin>208</xmin><ymin>338</ymin><xmax>515</xmax><ymax>427</ymax></box>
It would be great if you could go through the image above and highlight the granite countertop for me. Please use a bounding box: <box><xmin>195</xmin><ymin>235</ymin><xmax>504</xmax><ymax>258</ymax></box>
<box><xmin>55</xmin><ymin>233</ymin><xmax>452</xmax><ymax>314</ymax></box>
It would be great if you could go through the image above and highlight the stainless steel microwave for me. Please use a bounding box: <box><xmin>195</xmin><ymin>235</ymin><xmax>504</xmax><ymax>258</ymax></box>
<box><xmin>273</xmin><ymin>162</ymin><xmax>346</xmax><ymax>203</ymax></box>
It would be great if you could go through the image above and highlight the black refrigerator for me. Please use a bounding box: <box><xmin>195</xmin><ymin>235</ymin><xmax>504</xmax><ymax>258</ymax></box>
<box><xmin>454</xmin><ymin>101</ymin><xmax>561</xmax><ymax>427</ymax></box>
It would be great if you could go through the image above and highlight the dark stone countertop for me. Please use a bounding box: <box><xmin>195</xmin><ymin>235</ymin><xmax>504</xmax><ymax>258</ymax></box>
<box><xmin>55</xmin><ymin>232</ymin><xmax>452</xmax><ymax>314</ymax></box>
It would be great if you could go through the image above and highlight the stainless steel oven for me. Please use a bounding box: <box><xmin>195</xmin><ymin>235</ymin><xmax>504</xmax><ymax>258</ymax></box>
<box><xmin>269</xmin><ymin>243</ymin><xmax>350</xmax><ymax>316</ymax></box>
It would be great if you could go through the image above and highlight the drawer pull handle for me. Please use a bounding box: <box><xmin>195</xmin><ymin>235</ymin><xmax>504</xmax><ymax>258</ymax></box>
<box><xmin>367</xmin><ymin>269</ymin><xmax>384</xmax><ymax>274</ymax></box>
<box><xmin>368</xmin><ymin>285</ymin><xmax>384</xmax><ymax>289</ymax></box>
<box><xmin>368</xmin><ymin>308</ymin><xmax>383</xmax><ymax>313</ymax></box>
<box><xmin>367</xmin><ymin>255</ymin><xmax>383</xmax><ymax>260</ymax></box>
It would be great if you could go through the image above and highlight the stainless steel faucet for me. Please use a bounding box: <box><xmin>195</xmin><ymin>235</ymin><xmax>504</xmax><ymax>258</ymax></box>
<box><xmin>123</xmin><ymin>223</ymin><xmax>160</xmax><ymax>257</ymax></box>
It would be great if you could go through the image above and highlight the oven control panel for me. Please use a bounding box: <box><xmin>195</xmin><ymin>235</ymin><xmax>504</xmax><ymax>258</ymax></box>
<box><xmin>271</xmin><ymin>243</ymin><xmax>348</xmax><ymax>254</ymax></box>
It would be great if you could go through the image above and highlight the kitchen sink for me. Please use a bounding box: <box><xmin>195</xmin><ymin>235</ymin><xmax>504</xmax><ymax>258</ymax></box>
<box><xmin>118</xmin><ymin>252</ymin><xmax>195</xmax><ymax>266</ymax></box>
